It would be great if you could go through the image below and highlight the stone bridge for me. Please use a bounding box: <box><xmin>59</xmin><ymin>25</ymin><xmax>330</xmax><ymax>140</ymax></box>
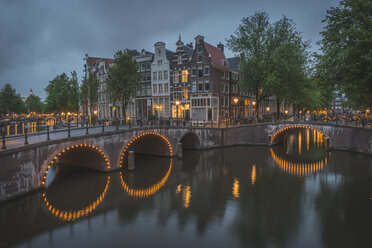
<box><xmin>0</xmin><ymin>122</ymin><xmax>371</xmax><ymax>202</ymax></box>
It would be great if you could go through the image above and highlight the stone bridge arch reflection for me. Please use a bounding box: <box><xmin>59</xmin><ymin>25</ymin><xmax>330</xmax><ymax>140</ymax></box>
<box><xmin>42</xmin><ymin>174</ymin><xmax>110</xmax><ymax>222</ymax></box>
<box><xmin>120</xmin><ymin>158</ymin><xmax>172</xmax><ymax>198</ymax></box>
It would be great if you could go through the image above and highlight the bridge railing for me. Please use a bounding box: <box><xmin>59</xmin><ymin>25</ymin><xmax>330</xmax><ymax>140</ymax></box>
<box><xmin>1</xmin><ymin>116</ymin><xmax>370</xmax><ymax>150</ymax></box>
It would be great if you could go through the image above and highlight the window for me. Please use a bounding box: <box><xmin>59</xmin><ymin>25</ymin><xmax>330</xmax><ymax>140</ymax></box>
<box><xmin>174</xmin><ymin>71</ymin><xmax>178</xmax><ymax>83</ymax></box>
<box><xmin>164</xmin><ymin>70</ymin><xmax>168</xmax><ymax>80</ymax></box>
<box><xmin>197</xmin><ymin>46</ymin><xmax>202</xmax><ymax>53</ymax></box>
<box><xmin>182</xmin><ymin>87</ymin><xmax>188</xmax><ymax>99</ymax></box>
<box><xmin>159</xmin><ymin>84</ymin><xmax>163</xmax><ymax>93</ymax></box>
<box><xmin>146</xmin><ymin>72</ymin><xmax>151</xmax><ymax>81</ymax></box>
<box><xmin>221</xmin><ymin>70</ymin><xmax>225</xmax><ymax>79</ymax></box>
<box><xmin>153</xmin><ymin>85</ymin><xmax>157</xmax><ymax>94</ymax></box>
<box><xmin>178</xmin><ymin>55</ymin><xmax>182</xmax><ymax>64</ymax></box>
<box><xmin>182</xmin><ymin>70</ymin><xmax>189</xmax><ymax>82</ymax></box>
<box><xmin>204</xmin><ymin>67</ymin><xmax>209</xmax><ymax>75</ymax></box>
<box><xmin>158</xmin><ymin>71</ymin><xmax>163</xmax><ymax>81</ymax></box>
<box><xmin>192</xmin><ymin>68</ymin><xmax>196</xmax><ymax>76</ymax></box>
<box><xmin>153</xmin><ymin>72</ymin><xmax>157</xmax><ymax>81</ymax></box>
<box><xmin>225</xmin><ymin>85</ymin><xmax>229</xmax><ymax>93</ymax></box>
<box><xmin>141</xmin><ymin>63</ymin><xmax>145</xmax><ymax>71</ymax></box>
<box><xmin>165</xmin><ymin>83</ymin><xmax>168</xmax><ymax>93</ymax></box>
<box><xmin>192</xmin><ymin>82</ymin><xmax>196</xmax><ymax>92</ymax></box>
<box><xmin>226</xmin><ymin>71</ymin><xmax>230</xmax><ymax>80</ymax></box>
<box><xmin>146</xmin><ymin>62</ymin><xmax>151</xmax><ymax>70</ymax></box>
<box><xmin>198</xmin><ymin>55</ymin><xmax>203</xmax><ymax>63</ymax></box>
<box><xmin>158</xmin><ymin>60</ymin><xmax>162</xmax><ymax>66</ymax></box>
<box><xmin>199</xmin><ymin>83</ymin><xmax>203</xmax><ymax>92</ymax></box>
<box><xmin>221</xmin><ymin>83</ymin><xmax>225</xmax><ymax>93</ymax></box>
<box><xmin>198</xmin><ymin>68</ymin><xmax>203</xmax><ymax>77</ymax></box>
<box><xmin>205</xmin><ymin>81</ymin><xmax>209</xmax><ymax>91</ymax></box>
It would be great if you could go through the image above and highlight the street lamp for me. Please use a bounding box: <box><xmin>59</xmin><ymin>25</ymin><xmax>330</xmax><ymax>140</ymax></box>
<box><xmin>175</xmin><ymin>100</ymin><xmax>180</xmax><ymax>126</ymax></box>
<box><xmin>284</xmin><ymin>110</ymin><xmax>288</xmax><ymax>115</ymax></box>
<box><xmin>233</xmin><ymin>97</ymin><xmax>239</xmax><ymax>120</ymax></box>
<box><xmin>266</xmin><ymin>106</ymin><xmax>270</xmax><ymax>113</ymax></box>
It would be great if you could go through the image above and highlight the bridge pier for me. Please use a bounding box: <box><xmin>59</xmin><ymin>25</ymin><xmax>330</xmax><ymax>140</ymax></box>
<box><xmin>177</xmin><ymin>143</ymin><xmax>183</xmax><ymax>158</ymax></box>
<box><xmin>128</xmin><ymin>151</ymin><xmax>135</xmax><ymax>171</ymax></box>
<box><xmin>324</xmin><ymin>137</ymin><xmax>331</xmax><ymax>150</ymax></box>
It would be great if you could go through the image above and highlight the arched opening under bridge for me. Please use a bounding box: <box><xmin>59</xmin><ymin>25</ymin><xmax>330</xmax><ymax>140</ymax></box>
<box><xmin>179</xmin><ymin>132</ymin><xmax>200</xmax><ymax>150</ymax></box>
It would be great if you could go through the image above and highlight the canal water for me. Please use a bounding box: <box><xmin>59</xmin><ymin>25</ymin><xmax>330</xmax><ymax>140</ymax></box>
<box><xmin>0</xmin><ymin>129</ymin><xmax>371</xmax><ymax>248</ymax></box>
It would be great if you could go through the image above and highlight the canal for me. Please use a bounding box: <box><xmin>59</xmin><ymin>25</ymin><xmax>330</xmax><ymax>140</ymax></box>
<box><xmin>0</xmin><ymin>128</ymin><xmax>370</xmax><ymax>248</ymax></box>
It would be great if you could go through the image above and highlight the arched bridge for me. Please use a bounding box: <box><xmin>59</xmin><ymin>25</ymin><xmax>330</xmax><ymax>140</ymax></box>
<box><xmin>0</xmin><ymin>122</ymin><xmax>371</xmax><ymax>202</ymax></box>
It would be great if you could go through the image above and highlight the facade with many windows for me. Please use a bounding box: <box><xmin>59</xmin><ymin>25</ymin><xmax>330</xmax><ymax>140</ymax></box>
<box><xmin>151</xmin><ymin>42</ymin><xmax>174</xmax><ymax>118</ymax></box>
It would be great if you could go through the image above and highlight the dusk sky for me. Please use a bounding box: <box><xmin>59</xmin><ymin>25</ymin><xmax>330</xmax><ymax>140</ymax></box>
<box><xmin>0</xmin><ymin>0</ymin><xmax>340</xmax><ymax>99</ymax></box>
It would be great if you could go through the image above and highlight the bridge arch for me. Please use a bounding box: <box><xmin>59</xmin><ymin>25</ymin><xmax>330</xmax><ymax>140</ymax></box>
<box><xmin>41</xmin><ymin>144</ymin><xmax>111</xmax><ymax>186</ymax></box>
<box><xmin>119</xmin><ymin>132</ymin><xmax>173</xmax><ymax>169</ymax></box>
<box><xmin>120</xmin><ymin>158</ymin><xmax>172</xmax><ymax>198</ymax></box>
<box><xmin>270</xmin><ymin>124</ymin><xmax>330</xmax><ymax>146</ymax></box>
<box><xmin>179</xmin><ymin>132</ymin><xmax>201</xmax><ymax>150</ymax></box>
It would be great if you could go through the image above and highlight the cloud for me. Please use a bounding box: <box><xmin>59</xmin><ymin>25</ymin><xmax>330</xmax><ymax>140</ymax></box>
<box><xmin>0</xmin><ymin>0</ymin><xmax>340</xmax><ymax>98</ymax></box>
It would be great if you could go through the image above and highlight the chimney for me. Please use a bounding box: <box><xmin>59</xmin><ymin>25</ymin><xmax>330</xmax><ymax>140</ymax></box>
<box><xmin>217</xmin><ymin>42</ymin><xmax>224</xmax><ymax>53</ymax></box>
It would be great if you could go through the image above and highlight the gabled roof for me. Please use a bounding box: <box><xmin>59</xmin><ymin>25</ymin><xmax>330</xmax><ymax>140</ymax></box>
<box><xmin>204</xmin><ymin>42</ymin><xmax>228</xmax><ymax>68</ymax></box>
<box><xmin>165</xmin><ymin>49</ymin><xmax>175</xmax><ymax>61</ymax></box>
<box><xmin>184</xmin><ymin>45</ymin><xmax>194</xmax><ymax>58</ymax></box>
<box><xmin>227</xmin><ymin>57</ymin><xmax>239</xmax><ymax>71</ymax></box>
<box><xmin>88</xmin><ymin>57</ymin><xmax>114</xmax><ymax>69</ymax></box>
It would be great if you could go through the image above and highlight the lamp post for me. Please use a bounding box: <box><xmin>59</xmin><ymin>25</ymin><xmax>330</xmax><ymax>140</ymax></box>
<box><xmin>233</xmin><ymin>97</ymin><xmax>239</xmax><ymax>124</ymax></box>
<box><xmin>93</xmin><ymin>110</ymin><xmax>98</xmax><ymax>125</ymax></box>
<box><xmin>266</xmin><ymin>106</ymin><xmax>270</xmax><ymax>122</ymax></box>
<box><xmin>175</xmin><ymin>100</ymin><xmax>180</xmax><ymax>126</ymax></box>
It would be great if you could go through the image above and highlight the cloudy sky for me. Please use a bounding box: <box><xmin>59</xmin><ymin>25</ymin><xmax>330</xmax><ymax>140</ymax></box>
<box><xmin>0</xmin><ymin>0</ymin><xmax>340</xmax><ymax>99</ymax></box>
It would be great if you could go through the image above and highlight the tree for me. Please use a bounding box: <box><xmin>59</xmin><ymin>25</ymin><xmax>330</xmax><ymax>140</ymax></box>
<box><xmin>227</xmin><ymin>11</ymin><xmax>271</xmax><ymax>119</ymax></box>
<box><xmin>265</xmin><ymin>16</ymin><xmax>310</xmax><ymax>114</ymax></box>
<box><xmin>317</xmin><ymin>0</ymin><xmax>372</xmax><ymax>110</ymax></box>
<box><xmin>25</xmin><ymin>94</ymin><xmax>44</xmax><ymax>113</ymax></box>
<box><xmin>81</xmin><ymin>68</ymin><xmax>99</xmax><ymax>118</ymax></box>
<box><xmin>106</xmin><ymin>50</ymin><xmax>142</xmax><ymax>123</ymax></box>
<box><xmin>45</xmin><ymin>72</ymin><xmax>80</xmax><ymax>117</ymax></box>
<box><xmin>0</xmin><ymin>83</ymin><xmax>26</xmax><ymax>115</ymax></box>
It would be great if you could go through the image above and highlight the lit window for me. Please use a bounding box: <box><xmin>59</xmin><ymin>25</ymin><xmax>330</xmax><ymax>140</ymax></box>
<box><xmin>182</xmin><ymin>87</ymin><xmax>188</xmax><ymax>99</ymax></box>
<box><xmin>182</xmin><ymin>70</ymin><xmax>189</xmax><ymax>82</ymax></box>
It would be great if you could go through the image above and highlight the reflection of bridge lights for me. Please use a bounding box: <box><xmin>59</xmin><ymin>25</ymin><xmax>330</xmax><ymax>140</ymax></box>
<box><xmin>251</xmin><ymin>165</ymin><xmax>257</xmax><ymax>185</ymax></box>
<box><xmin>232</xmin><ymin>178</ymin><xmax>240</xmax><ymax>198</ymax></box>
<box><xmin>120</xmin><ymin>159</ymin><xmax>172</xmax><ymax>198</ymax></box>
<box><xmin>270</xmin><ymin>148</ymin><xmax>327</xmax><ymax>177</ymax></box>
<box><xmin>183</xmin><ymin>186</ymin><xmax>191</xmax><ymax>209</ymax></box>
<box><xmin>42</xmin><ymin>144</ymin><xmax>111</xmax><ymax>186</ymax></box>
<box><xmin>176</xmin><ymin>184</ymin><xmax>182</xmax><ymax>193</ymax></box>
<box><xmin>43</xmin><ymin>176</ymin><xmax>110</xmax><ymax>222</ymax></box>
<box><xmin>119</xmin><ymin>132</ymin><xmax>173</xmax><ymax>168</ymax></box>
<box><xmin>270</xmin><ymin>125</ymin><xmax>327</xmax><ymax>145</ymax></box>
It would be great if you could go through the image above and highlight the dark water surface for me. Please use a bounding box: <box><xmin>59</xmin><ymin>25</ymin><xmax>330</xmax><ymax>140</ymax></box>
<box><xmin>0</xmin><ymin>129</ymin><xmax>371</xmax><ymax>248</ymax></box>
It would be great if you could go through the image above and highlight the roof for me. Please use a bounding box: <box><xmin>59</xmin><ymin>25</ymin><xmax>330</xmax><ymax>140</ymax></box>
<box><xmin>184</xmin><ymin>45</ymin><xmax>194</xmax><ymax>58</ymax></box>
<box><xmin>87</xmin><ymin>57</ymin><xmax>114</xmax><ymax>69</ymax></box>
<box><xmin>227</xmin><ymin>57</ymin><xmax>239</xmax><ymax>71</ymax></box>
<box><xmin>204</xmin><ymin>42</ymin><xmax>228</xmax><ymax>68</ymax></box>
<box><xmin>165</xmin><ymin>49</ymin><xmax>175</xmax><ymax>61</ymax></box>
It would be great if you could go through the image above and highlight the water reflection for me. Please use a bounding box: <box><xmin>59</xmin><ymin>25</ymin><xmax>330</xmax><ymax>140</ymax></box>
<box><xmin>0</xmin><ymin>143</ymin><xmax>370</xmax><ymax>248</ymax></box>
<box><xmin>43</xmin><ymin>165</ymin><xmax>110</xmax><ymax>222</ymax></box>
<box><xmin>120</xmin><ymin>156</ymin><xmax>172</xmax><ymax>198</ymax></box>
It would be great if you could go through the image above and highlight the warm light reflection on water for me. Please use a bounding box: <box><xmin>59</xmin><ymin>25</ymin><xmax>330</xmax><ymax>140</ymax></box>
<box><xmin>183</xmin><ymin>186</ymin><xmax>191</xmax><ymax>209</ymax></box>
<box><xmin>251</xmin><ymin>165</ymin><xmax>257</xmax><ymax>185</ymax></box>
<box><xmin>232</xmin><ymin>178</ymin><xmax>240</xmax><ymax>198</ymax></box>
